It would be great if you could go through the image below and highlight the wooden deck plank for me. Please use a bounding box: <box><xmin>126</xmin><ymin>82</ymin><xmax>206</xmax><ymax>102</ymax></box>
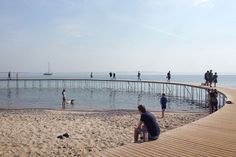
<box><xmin>154</xmin><ymin>136</ymin><xmax>228</xmax><ymax>156</ymax></box>
<box><xmin>165</xmin><ymin>133</ymin><xmax>236</xmax><ymax>152</ymax></box>
<box><xmin>168</xmin><ymin>124</ymin><xmax>236</xmax><ymax>142</ymax></box>
<box><xmin>124</xmin><ymin>141</ymin><xmax>191</xmax><ymax>157</ymax></box>
<box><xmin>111</xmin><ymin>140</ymin><xmax>191</xmax><ymax>157</ymax></box>
<box><xmin>162</xmin><ymin>136</ymin><xmax>236</xmax><ymax>156</ymax></box>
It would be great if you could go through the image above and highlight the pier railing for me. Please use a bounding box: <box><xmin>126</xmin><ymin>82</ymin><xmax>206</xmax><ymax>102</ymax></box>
<box><xmin>0</xmin><ymin>79</ymin><xmax>226</xmax><ymax>109</ymax></box>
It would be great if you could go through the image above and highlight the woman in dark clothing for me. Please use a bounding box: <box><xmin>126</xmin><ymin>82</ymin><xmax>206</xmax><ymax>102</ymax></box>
<box><xmin>208</xmin><ymin>89</ymin><xmax>218</xmax><ymax>113</ymax></box>
<box><xmin>213</xmin><ymin>72</ymin><xmax>218</xmax><ymax>87</ymax></box>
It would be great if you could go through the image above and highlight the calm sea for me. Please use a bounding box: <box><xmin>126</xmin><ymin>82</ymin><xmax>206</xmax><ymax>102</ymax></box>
<box><xmin>0</xmin><ymin>72</ymin><xmax>235</xmax><ymax>112</ymax></box>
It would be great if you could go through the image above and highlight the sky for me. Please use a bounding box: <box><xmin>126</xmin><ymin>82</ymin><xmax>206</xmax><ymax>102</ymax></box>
<box><xmin>0</xmin><ymin>0</ymin><xmax>236</xmax><ymax>74</ymax></box>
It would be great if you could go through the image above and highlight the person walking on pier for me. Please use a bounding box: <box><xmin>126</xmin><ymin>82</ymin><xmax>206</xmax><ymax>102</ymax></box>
<box><xmin>160</xmin><ymin>93</ymin><xmax>167</xmax><ymax>118</ymax></box>
<box><xmin>134</xmin><ymin>105</ymin><xmax>160</xmax><ymax>142</ymax></box>
<box><xmin>113</xmin><ymin>73</ymin><xmax>116</xmax><ymax>80</ymax></box>
<box><xmin>8</xmin><ymin>71</ymin><xmax>11</xmax><ymax>80</ymax></box>
<box><xmin>166</xmin><ymin>71</ymin><xmax>171</xmax><ymax>81</ymax></box>
<box><xmin>137</xmin><ymin>71</ymin><xmax>141</xmax><ymax>81</ymax></box>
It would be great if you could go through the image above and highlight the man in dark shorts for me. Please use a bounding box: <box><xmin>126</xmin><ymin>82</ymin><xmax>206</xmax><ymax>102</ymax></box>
<box><xmin>160</xmin><ymin>93</ymin><xmax>167</xmax><ymax>118</ymax></box>
<box><xmin>134</xmin><ymin>105</ymin><xmax>160</xmax><ymax>142</ymax></box>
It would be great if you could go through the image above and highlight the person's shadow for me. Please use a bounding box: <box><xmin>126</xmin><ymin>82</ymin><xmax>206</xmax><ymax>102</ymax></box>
<box><xmin>137</xmin><ymin>93</ymin><xmax>142</xmax><ymax>105</ymax></box>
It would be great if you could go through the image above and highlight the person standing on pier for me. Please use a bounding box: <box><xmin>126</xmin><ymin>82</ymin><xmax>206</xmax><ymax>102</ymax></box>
<box><xmin>208</xmin><ymin>88</ymin><xmax>218</xmax><ymax>113</ymax></box>
<box><xmin>109</xmin><ymin>72</ymin><xmax>112</xmax><ymax>79</ymax></box>
<box><xmin>204</xmin><ymin>71</ymin><xmax>209</xmax><ymax>86</ymax></box>
<box><xmin>209</xmin><ymin>70</ymin><xmax>213</xmax><ymax>87</ymax></box>
<box><xmin>160</xmin><ymin>93</ymin><xmax>167</xmax><ymax>118</ymax></box>
<box><xmin>90</xmin><ymin>72</ymin><xmax>93</xmax><ymax>79</ymax></box>
<box><xmin>8</xmin><ymin>71</ymin><xmax>11</xmax><ymax>80</ymax></box>
<box><xmin>213</xmin><ymin>72</ymin><xmax>218</xmax><ymax>87</ymax></box>
<box><xmin>166</xmin><ymin>71</ymin><xmax>171</xmax><ymax>81</ymax></box>
<box><xmin>113</xmin><ymin>73</ymin><xmax>116</xmax><ymax>80</ymax></box>
<box><xmin>137</xmin><ymin>71</ymin><xmax>141</xmax><ymax>81</ymax></box>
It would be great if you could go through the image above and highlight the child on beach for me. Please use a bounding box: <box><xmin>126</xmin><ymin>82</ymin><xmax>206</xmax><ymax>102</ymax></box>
<box><xmin>62</xmin><ymin>89</ymin><xmax>66</xmax><ymax>108</ymax></box>
<box><xmin>134</xmin><ymin>105</ymin><xmax>160</xmax><ymax>142</ymax></box>
<box><xmin>160</xmin><ymin>93</ymin><xmax>167</xmax><ymax>118</ymax></box>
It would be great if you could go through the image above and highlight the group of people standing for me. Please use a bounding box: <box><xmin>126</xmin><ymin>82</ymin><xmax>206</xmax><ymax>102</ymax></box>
<box><xmin>204</xmin><ymin>70</ymin><xmax>218</xmax><ymax>87</ymax></box>
<box><xmin>204</xmin><ymin>70</ymin><xmax>219</xmax><ymax>113</ymax></box>
<box><xmin>137</xmin><ymin>71</ymin><xmax>171</xmax><ymax>81</ymax></box>
<box><xmin>89</xmin><ymin>72</ymin><xmax>116</xmax><ymax>79</ymax></box>
<box><xmin>109</xmin><ymin>72</ymin><xmax>116</xmax><ymax>80</ymax></box>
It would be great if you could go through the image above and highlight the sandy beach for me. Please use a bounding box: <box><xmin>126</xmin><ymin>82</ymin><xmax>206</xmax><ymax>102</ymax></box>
<box><xmin>0</xmin><ymin>109</ymin><xmax>208</xmax><ymax>157</ymax></box>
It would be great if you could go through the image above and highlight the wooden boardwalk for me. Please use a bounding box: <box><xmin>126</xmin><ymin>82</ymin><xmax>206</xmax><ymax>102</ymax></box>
<box><xmin>92</xmin><ymin>86</ymin><xmax>236</xmax><ymax>157</ymax></box>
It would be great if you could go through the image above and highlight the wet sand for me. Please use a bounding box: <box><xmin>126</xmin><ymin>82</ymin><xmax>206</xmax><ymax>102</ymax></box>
<box><xmin>0</xmin><ymin>109</ymin><xmax>208</xmax><ymax>156</ymax></box>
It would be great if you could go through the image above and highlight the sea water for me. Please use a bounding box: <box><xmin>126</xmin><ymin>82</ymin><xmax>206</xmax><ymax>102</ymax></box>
<box><xmin>0</xmin><ymin>72</ymin><xmax>235</xmax><ymax>112</ymax></box>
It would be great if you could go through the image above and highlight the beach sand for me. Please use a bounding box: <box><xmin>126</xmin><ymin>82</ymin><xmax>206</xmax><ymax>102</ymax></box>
<box><xmin>0</xmin><ymin>109</ymin><xmax>208</xmax><ymax>157</ymax></box>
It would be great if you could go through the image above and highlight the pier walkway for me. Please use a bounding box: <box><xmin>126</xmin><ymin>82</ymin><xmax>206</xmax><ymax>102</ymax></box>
<box><xmin>92</xmin><ymin>86</ymin><xmax>236</xmax><ymax>157</ymax></box>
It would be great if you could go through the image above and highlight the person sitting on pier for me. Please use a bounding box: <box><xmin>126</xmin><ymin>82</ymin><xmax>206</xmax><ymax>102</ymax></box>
<box><xmin>134</xmin><ymin>105</ymin><xmax>160</xmax><ymax>142</ymax></box>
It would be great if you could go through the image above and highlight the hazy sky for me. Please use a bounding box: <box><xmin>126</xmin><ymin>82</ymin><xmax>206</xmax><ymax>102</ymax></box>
<box><xmin>0</xmin><ymin>0</ymin><xmax>236</xmax><ymax>74</ymax></box>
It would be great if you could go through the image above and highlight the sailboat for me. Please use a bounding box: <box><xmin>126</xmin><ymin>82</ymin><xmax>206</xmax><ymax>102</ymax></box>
<box><xmin>43</xmin><ymin>62</ymin><xmax>53</xmax><ymax>75</ymax></box>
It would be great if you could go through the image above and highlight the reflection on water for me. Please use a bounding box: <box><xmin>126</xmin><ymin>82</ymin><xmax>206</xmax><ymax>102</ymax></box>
<box><xmin>137</xmin><ymin>93</ymin><xmax>143</xmax><ymax>106</ymax></box>
<box><xmin>109</xmin><ymin>91</ymin><xmax>116</xmax><ymax>109</ymax></box>
<box><xmin>7</xmin><ymin>88</ymin><xmax>11</xmax><ymax>99</ymax></box>
<box><xmin>0</xmin><ymin>88</ymin><xmax>207</xmax><ymax>112</ymax></box>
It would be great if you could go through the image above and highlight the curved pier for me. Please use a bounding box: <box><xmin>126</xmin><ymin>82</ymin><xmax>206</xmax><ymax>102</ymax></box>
<box><xmin>0</xmin><ymin>79</ymin><xmax>226</xmax><ymax>109</ymax></box>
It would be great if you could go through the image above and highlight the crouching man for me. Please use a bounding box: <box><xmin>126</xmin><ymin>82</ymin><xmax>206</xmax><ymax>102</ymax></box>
<box><xmin>134</xmin><ymin>105</ymin><xmax>160</xmax><ymax>142</ymax></box>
